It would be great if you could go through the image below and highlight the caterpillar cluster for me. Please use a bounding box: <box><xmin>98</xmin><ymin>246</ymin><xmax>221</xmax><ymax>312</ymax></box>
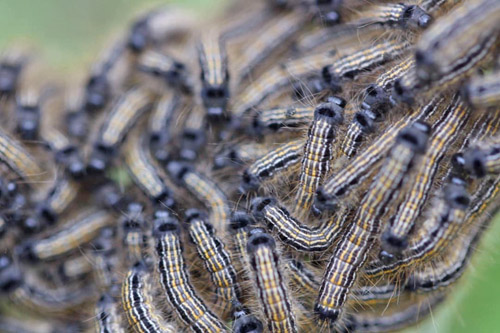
<box><xmin>0</xmin><ymin>0</ymin><xmax>499</xmax><ymax>332</ymax></box>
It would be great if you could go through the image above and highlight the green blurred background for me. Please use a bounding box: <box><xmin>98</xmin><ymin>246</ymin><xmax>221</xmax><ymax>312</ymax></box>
<box><xmin>0</xmin><ymin>1</ymin><xmax>499</xmax><ymax>332</ymax></box>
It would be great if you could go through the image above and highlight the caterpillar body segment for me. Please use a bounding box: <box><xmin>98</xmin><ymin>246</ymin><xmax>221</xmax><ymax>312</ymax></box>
<box><xmin>315</xmin><ymin>122</ymin><xmax>431</xmax><ymax>324</ymax></box>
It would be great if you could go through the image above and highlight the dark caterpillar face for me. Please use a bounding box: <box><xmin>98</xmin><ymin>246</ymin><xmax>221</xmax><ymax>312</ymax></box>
<box><xmin>0</xmin><ymin>63</ymin><xmax>22</xmax><ymax>95</ymax></box>
<box><xmin>201</xmin><ymin>84</ymin><xmax>230</xmax><ymax>119</ymax></box>
<box><xmin>85</xmin><ymin>74</ymin><xmax>110</xmax><ymax>111</ymax></box>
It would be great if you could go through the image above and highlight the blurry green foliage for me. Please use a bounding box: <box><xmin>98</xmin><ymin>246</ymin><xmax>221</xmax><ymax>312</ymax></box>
<box><xmin>1</xmin><ymin>1</ymin><xmax>499</xmax><ymax>332</ymax></box>
<box><xmin>0</xmin><ymin>0</ymin><xmax>217</xmax><ymax>71</ymax></box>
